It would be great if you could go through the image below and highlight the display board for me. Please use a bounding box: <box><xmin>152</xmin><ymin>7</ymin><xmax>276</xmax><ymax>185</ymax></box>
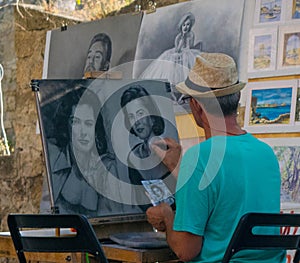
<box><xmin>34</xmin><ymin>79</ymin><xmax>179</xmax><ymax>218</ymax></box>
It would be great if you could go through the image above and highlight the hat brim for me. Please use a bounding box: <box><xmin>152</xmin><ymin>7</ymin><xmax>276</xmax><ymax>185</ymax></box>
<box><xmin>176</xmin><ymin>81</ymin><xmax>246</xmax><ymax>98</ymax></box>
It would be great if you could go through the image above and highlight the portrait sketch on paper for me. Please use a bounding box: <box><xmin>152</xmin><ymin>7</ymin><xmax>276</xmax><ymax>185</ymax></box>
<box><xmin>43</xmin><ymin>12</ymin><xmax>142</xmax><ymax>79</ymax></box>
<box><xmin>133</xmin><ymin>0</ymin><xmax>245</xmax><ymax>113</ymax></box>
<box><xmin>37</xmin><ymin>79</ymin><xmax>179</xmax><ymax>217</ymax></box>
<box><xmin>104</xmin><ymin>79</ymin><xmax>179</xmax><ymax>212</ymax></box>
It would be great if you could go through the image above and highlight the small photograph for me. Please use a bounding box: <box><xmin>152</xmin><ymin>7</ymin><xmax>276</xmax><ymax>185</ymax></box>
<box><xmin>141</xmin><ymin>179</ymin><xmax>175</xmax><ymax>207</ymax></box>
<box><xmin>244</xmin><ymin>80</ymin><xmax>298</xmax><ymax>133</ymax></box>
<box><xmin>254</xmin><ymin>0</ymin><xmax>284</xmax><ymax>25</ymax></box>
<box><xmin>278</xmin><ymin>25</ymin><xmax>300</xmax><ymax>71</ymax></box>
<box><xmin>248</xmin><ymin>27</ymin><xmax>278</xmax><ymax>76</ymax></box>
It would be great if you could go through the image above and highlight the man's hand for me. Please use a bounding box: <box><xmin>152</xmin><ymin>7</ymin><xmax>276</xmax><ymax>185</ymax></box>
<box><xmin>146</xmin><ymin>203</ymin><xmax>174</xmax><ymax>232</ymax></box>
<box><xmin>150</xmin><ymin>137</ymin><xmax>182</xmax><ymax>178</ymax></box>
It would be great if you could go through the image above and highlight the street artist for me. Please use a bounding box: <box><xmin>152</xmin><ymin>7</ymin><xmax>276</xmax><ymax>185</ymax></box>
<box><xmin>146</xmin><ymin>53</ymin><xmax>285</xmax><ymax>263</ymax></box>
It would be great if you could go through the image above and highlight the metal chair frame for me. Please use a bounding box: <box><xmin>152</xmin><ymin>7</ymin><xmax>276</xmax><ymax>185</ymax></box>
<box><xmin>222</xmin><ymin>212</ymin><xmax>300</xmax><ymax>263</ymax></box>
<box><xmin>7</xmin><ymin>214</ymin><xmax>108</xmax><ymax>263</ymax></box>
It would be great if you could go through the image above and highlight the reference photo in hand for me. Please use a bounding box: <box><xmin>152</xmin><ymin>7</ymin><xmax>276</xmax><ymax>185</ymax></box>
<box><xmin>142</xmin><ymin>179</ymin><xmax>175</xmax><ymax>207</ymax></box>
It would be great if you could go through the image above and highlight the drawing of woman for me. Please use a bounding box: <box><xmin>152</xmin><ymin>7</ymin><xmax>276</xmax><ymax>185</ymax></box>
<box><xmin>139</xmin><ymin>12</ymin><xmax>202</xmax><ymax>102</ymax></box>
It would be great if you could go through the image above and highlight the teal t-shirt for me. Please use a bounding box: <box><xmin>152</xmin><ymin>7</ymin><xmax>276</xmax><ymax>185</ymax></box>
<box><xmin>173</xmin><ymin>133</ymin><xmax>286</xmax><ymax>263</ymax></box>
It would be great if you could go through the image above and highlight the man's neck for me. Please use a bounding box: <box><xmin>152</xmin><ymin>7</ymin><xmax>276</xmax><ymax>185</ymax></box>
<box><xmin>203</xmin><ymin>114</ymin><xmax>246</xmax><ymax>139</ymax></box>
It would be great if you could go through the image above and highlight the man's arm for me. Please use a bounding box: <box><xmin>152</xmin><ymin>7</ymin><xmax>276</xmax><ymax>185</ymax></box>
<box><xmin>146</xmin><ymin>203</ymin><xmax>203</xmax><ymax>262</ymax></box>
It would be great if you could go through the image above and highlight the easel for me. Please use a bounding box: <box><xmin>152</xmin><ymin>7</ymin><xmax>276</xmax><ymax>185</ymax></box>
<box><xmin>31</xmin><ymin>71</ymin><xmax>155</xmax><ymax>239</ymax></box>
<box><xmin>83</xmin><ymin>70</ymin><xmax>123</xmax><ymax>80</ymax></box>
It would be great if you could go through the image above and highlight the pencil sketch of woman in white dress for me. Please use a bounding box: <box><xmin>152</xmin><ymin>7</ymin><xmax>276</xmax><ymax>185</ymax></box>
<box><xmin>139</xmin><ymin>12</ymin><xmax>202</xmax><ymax>103</ymax></box>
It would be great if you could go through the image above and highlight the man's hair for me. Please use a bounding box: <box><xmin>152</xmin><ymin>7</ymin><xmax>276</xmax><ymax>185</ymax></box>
<box><xmin>197</xmin><ymin>91</ymin><xmax>240</xmax><ymax>117</ymax></box>
<box><xmin>88</xmin><ymin>33</ymin><xmax>112</xmax><ymax>63</ymax></box>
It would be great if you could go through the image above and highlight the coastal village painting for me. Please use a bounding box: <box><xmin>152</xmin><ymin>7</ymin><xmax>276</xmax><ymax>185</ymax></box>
<box><xmin>257</xmin><ymin>0</ymin><xmax>282</xmax><ymax>23</ymax></box>
<box><xmin>282</xmin><ymin>30</ymin><xmax>300</xmax><ymax>67</ymax></box>
<box><xmin>253</xmin><ymin>34</ymin><xmax>273</xmax><ymax>70</ymax></box>
<box><xmin>249</xmin><ymin>87</ymin><xmax>292</xmax><ymax>125</ymax></box>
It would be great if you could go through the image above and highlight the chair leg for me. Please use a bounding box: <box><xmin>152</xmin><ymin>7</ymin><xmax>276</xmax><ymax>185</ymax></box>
<box><xmin>293</xmin><ymin>249</ymin><xmax>300</xmax><ymax>263</ymax></box>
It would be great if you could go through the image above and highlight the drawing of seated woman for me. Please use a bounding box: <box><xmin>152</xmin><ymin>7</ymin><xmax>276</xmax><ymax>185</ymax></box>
<box><xmin>139</xmin><ymin>12</ymin><xmax>202</xmax><ymax>101</ymax></box>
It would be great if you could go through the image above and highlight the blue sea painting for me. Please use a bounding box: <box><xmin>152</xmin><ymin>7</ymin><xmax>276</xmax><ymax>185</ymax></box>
<box><xmin>259</xmin><ymin>0</ymin><xmax>282</xmax><ymax>23</ymax></box>
<box><xmin>250</xmin><ymin>87</ymin><xmax>292</xmax><ymax>125</ymax></box>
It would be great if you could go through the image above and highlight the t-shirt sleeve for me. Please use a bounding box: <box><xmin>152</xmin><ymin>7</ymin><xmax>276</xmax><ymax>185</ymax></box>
<box><xmin>173</xmin><ymin>146</ymin><xmax>211</xmax><ymax>236</ymax></box>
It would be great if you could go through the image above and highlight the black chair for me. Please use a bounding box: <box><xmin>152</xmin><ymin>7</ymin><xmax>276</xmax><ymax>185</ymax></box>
<box><xmin>222</xmin><ymin>212</ymin><xmax>300</xmax><ymax>263</ymax></box>
<box><xmin>7</xmin><ymin>214</ymin><xmax>109</xmax><ymax>263</ymax></box>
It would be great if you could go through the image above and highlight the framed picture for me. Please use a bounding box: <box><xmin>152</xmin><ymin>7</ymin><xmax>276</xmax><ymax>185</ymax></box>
<box><xmin>277</xmin><ymin>24</ymin><xmax>300</xmax><ymax>71</ymax></box>
<box><xmin>285</xmin><ymin>0</ymin><xmax>300</xmax><ymax>21</ymax></box>
<box><xmin>254</xmin><ymin>0</ymin><xmax>285</xmax><ymax>26</ymax></box>
<box><xmin>248</xmin><ymin>27</ymin><xmax>278</xmax><ymax>77</ymax></box>
<box><xmin>244</xmin><ymin>80</ymin><xmax>300</xmax><ymax>133</ymax></box>
<box><xmin>261</xmin><ymin>137</ymin><xmax>300</xmax><ymax>212</ymax></box>
<box><xmin>295</xmin><ymin>85</ymin><xmax>300</xmax><ymax>123</ymax></box>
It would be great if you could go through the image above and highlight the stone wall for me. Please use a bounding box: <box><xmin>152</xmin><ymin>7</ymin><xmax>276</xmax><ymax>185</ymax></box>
<box><xmin>0</xmin><ymin>4</ymin><xmax>78</xmax><ymax>231</ymax></box>
<box><xmin>0</xmin><ymin>0</ymin><xmax>188</xmax><ymax>232</ymax></box>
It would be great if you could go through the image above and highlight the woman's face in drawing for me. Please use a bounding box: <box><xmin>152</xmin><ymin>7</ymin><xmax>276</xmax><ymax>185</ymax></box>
<box><xmin>69</xmin><ymin>104</ymin><xmax>96</xmax><ymax>153</ymax></box>
<box><xmin>125</xmin><ymin>99</ymin><xmax>153</xmax><ymax>140</ymax></box>
<box><xmin>181</xmin><ymin>18</ymin><xmax>191</xmax><ymax>33</ymax></box>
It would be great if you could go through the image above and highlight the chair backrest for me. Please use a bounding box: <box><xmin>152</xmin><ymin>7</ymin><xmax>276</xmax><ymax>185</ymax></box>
<box><xmin>222</xmin><ymin>212</ymin><xmax>300</xmax><ymax>263</ymax></box>
<box><xmin>7</xmin><ymin>214</ymin><xmax>109</xmax><ymax>263</ymax></box>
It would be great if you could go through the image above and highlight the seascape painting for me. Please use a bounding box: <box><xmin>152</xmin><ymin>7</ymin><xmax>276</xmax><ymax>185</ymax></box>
<box><xmin>256</xmin><ymin>0</ymin><xmax>283</xmax><ymax>24</ymax></box>
<box><xmin>249</xmin><ymin>87</ymin><xmax>292</xmax><ymax>126</ymax></box>
<box><xmin>244</xmin><ymin>80</ymin><xmax>299</xmax><ymax>133</ymax></box>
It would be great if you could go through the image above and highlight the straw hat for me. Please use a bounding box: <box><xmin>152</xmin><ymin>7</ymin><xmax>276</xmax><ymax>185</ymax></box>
<box><xmin>176</xmin><ymin>53</ymin><xmax>246</xmax><ymax>98</ymax></box>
